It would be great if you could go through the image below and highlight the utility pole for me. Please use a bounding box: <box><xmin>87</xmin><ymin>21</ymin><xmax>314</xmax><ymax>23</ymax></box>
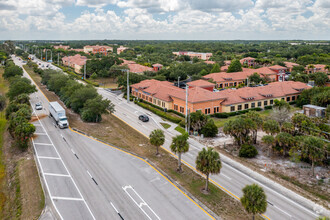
<box><xmin>46</xmin><ymin>49</ymin><xmax>48</xmax><ymax>62</ymax></box>
<box><xmin>50</xmin><ymin>50</ymin><xmax>53</xmax><ymax>62</ymax></box>
<box><xmin>127</xmin><ymin>69</ymin><xmax>130</xmax><ymax>103</ymax></box>
<box><xmin>84</xmin><ymin>62</ymin><xmax>86</xmax><ymax>80</ymax></box>
<box><xmin>57</xmin><ymin>53</ymin><xmax>59</xmax><ymax>65</ymax></box>
<box><xmin>185</xmin><ymin>84</ymin><xmax>188</xmax><ymax>132</ymax></box>
<box><xmin>41</xmin><ymin>50</ymin><xmax>43</xmax><ymax>60</ymax></box>
<box><xmin>178</xmin><ymin>76</ymin><xmax>180</xmax><ymax>88</ymax></box>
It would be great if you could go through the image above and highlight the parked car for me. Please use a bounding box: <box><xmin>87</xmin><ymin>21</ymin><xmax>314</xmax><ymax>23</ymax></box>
<box><xmin>139</xmin><ymin>114</ymin><xmax>149</xmax><ymax>122</ymax></box>
<box><xmin>35</xmin><ymin>102</ymin><xmax>43</xmax><ymax>110</ymax></box>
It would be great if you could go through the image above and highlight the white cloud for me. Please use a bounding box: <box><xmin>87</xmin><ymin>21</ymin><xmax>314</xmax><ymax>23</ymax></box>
<box><xmin>0</xmin><ymin>0</ymin><xmax>329</xmax><ymax>40</ymax></box>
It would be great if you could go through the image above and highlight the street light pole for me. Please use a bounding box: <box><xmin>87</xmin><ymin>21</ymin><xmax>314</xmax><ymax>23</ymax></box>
<box><xmin>57</xmin><ymin>53</ymin><xmax>59</xmax><ymax>65</ymax></box>
<box><xmin>185</xmin><ymin>84</ymin><xmax>188</xmax><ymax>132</ymax></box>
<box><xmin>178</xmin><ymin>76</ymin><xmax>180</xmax><ymax>88</ymax></box>
<box><xmin>46</xmin><ymin>49</ymin><xmax>48</xmax><ymax>62</ymax></box>
<box><xmin>51</xmin><ymin>50</ymin><xmax>53</xmax><ymax>62</ymax></box>
<box><xmin>84</xmin><ymin>62</ymin><xmax>86</xmax><ymax>80</ymax></box>
<box><xmin>127</xmin><ymin>69</ymin><xmax>130</xmax><ymax>103</ymax></box>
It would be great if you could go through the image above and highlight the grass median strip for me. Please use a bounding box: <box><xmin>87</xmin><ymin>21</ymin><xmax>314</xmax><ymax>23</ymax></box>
<box><xmin>25</xmin><ymin>66</ymin><xmax>257</xmax><ymax>220</ymax></box>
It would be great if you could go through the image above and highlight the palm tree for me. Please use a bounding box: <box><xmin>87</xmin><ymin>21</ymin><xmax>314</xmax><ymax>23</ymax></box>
<box><xmin>246</xmin><ymin>111</ymin><xmax>263</xmax><ymax>144</ymax></box>
<box><xmin>301</xmin><ymin>136</ymin><xmax>325</xmax><ymax>176</ymax></box>
<box><xmin>149</xmin><ymin>129</ymin><xmax>165</xmax><ymax>156</ymax></box>
<box><xmin>196</xmin><ymin>147</ymin><xmax>221</xmax><ymax>192</ymax></box>
<box><xmin>170</xmin><ymin>132</ymin><xmax>189</xmax><ymax>172</ymax></box>
<box><xmin>241</xmin><ymin>184</ymin><xmax>267</xmax><ymax>220</ymax></box>
<box><xmin>261</xmin><ymin>135</ymin><xmax>275</xmax><ymax>157</ymax></box>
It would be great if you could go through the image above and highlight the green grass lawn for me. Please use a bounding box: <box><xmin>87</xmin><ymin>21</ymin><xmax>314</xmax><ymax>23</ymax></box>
<box><xmin>175</xmin><ymin>125</ymin><xmax>186</xmax><ymax>134</ymax></box>
<box><xmin>160</xmin><ymin>122</ymin><xmax>171</xmax><ymax>129</ymax></box>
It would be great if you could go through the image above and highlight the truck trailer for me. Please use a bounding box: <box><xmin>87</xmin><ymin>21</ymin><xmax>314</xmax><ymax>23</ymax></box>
<box><xmin>49</xmin><ymin>101</ymin><xmax>69</xmax><ymax>129</ymax></box>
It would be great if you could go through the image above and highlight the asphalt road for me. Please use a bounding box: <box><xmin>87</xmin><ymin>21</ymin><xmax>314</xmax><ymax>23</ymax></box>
<box><xmin>97</xmin><ymin>89</ymin><xmax>323</xmax><ymax>220</ymax></box>
<box><xmin>13</xmin><ymin>55</ymin><xmax>213</xmax><ymax>220</ymax></box>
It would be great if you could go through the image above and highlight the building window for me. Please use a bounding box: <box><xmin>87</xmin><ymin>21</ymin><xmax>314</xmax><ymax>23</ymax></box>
<box><xmin>174</xmin><ymin>104</ymin><xmax>178</xmax><ymax>111</ymax></box>
<box><xmin>153</xmin><ymin>99</ymin><xmax>156</xmax><ymax>104</ymax></box>
<box><xmin>286</xmin><ymin>97</ymin><xmax>290</xmax><ymax>102</ymax></box>
<box><xmin>225</xmin><ymin>83</ymin><xmax>228</xmax><ymax>87</ymax></box>
<box><xmin>214</xmin><ymin>107</ymin><xmax>219</xmax><ymax>113</ymax></box>
<box><xmin>219</xmin><ymin>84</ymin><xmax>223</xmax><ymax>88</ymax></box>
<box><xmin>158</xmin><ymin>100</ymin><xmax>161</xmax><ymax>106</ymax></box>
<box><xmin>180</xmin><ymin>107</ymin><xmax>184</xmax><ymax>113</ymax></box>
<box><xmin>244</xmin><ymin>104</ymin><xmax>249</xmax><ymax>109</ymax></box>
<box><xmin>238</xmin><ymin>105</ymin><xmax>242</xmax><ymax>110</ymax></box>
<box><xmin>281</xmin><ymin>97</ymin><xmax>285</xmax><ymax>100</ymax></box>
<box><xmin>205</xmin><ymin>108</ymin><xmax>210</xmax><ymax>114</ymax></box>
<box><xmin>258</xmin><ymin>102</ymin><xmax>261</xmax><ymax>107</ymax></box>
<box><xmin>234</xmin><ymin>82</ymin><xmax>237</xmax><ymax>86</ymax></box>
<box><xmin>264</xmin><ymin>100</ymin><xmax>268</xmax><ymax>106</ymax></box>
<box><xmin>251</xmin><ymin>103</ymin><xmax>255</xmax><ymax>108</ymax></box>
<box><xmin>162</xmin><ymin>102</ymin><xmax>165</xmax><ymax>107</ymax></box>
<box><xmin>230</xmin><ymin>106</ymin><xmax>235</xmax><ymax>112</ymax></box>
<box><xmin>292</xmin><ymin>96</ymin><xmax>296</xmax><ymax>101</ymax></box>
<box><xmin>270</xmin><ymin>100</ymin><xmax>274</xmax><ymax>105</ymax></box>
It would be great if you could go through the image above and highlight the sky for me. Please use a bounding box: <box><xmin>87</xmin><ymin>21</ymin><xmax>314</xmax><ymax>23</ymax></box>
<box><xmin>0</xmin><ymin>0</ymin><xmax>329</xmax><ymax>40</ymax></box>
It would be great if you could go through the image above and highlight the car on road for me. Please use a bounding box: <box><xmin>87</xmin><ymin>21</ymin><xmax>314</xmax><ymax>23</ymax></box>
<box><xmin>35</xmin><ymin>102</ymin><xmax>43</xmax><ymax>110</ymax></box>
<box><xmin>46</xmin><ymin>64</ymin><xmax>49</xmax><ymax>67</ymax></box>
<box><xmin>139</xmin><ymin>114</ymin><xmax>149</xmax><ymax>122</ymax></box>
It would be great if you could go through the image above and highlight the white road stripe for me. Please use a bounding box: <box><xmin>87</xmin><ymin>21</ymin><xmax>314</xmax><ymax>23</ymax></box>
<box><xmin>34</xmin><ymin>143</ymin><xmax>53</xmax><ymax>146</ymax></box>
<box><xmin>38</xmin><ymin>156</ymin><xmax>61</xmax><ymax>160</ymax></box>
<box><xmin>52</xmin><ymin>197</ymin><xmax>84</xmax><ymax>201</ymax></box>
<box><xmin>44</xmin><ymin>173</ymin><xmax>71</xmax><ymax>177</ymax></box>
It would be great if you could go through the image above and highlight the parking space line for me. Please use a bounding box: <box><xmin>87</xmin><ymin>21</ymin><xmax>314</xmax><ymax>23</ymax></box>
<box><xmin>44</xmin><ymin>173</ymin><xmax>71</xmax><ymax>177</ymax></box>
<box><xmin>52</xmin><ymin>197</ymin><xmax>84</xmax><ymax>201</ymax></box>
<box><xmin>38</xmin><ymin>156</ymin><xmax>61</xmax><ymax>160</ymax></box>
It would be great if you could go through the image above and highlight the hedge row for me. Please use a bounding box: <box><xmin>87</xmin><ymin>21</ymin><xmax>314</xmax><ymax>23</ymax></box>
<box><xmin>212</xmin><ymin>107</ymin><xmax>263</xmax><ymax>118</ymax></box>
<box><xmin>135</xmin><ymin>101</ymin><xmax>182</xmax><ymax>124</ymax></box>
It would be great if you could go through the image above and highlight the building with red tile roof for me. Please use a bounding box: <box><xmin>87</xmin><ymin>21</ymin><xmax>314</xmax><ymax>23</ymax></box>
<box><xmin>152</xmin><ymin>63</ymin><xmax>163</xmax><ymax>72</ymax></box>
<box><xmin>204</xmin><ymin>61</ymin><xmax>215</xmax><ymax>65</ymax></box>
<box><xmin>62</xmin><ymin>54</ymin><xmax>87</xmax><ymax>73</ymax></box>
<box><xmin>119</xmin><ymin>59</ymin><xmax>155</xmax><ymax>74</ymax></box>
<box><xmin>240</xmin><ymin>57</ymin><xmax>256</xmax><ymax>67</ymax></box>
<box><xmin>187</xmin><ymin>79</ymin><xmax>215</xmax><ymax>91</ymax></box>
<box><xmin>83</xmin><ymin>45</ymin><xmax>113</xmax><ymax>55</ymax></box>
<box><xmin>53</xmin><ymin>44</ymin><xmax>70</xmax><ymax>50</ymax></box>
<box><xmin>305</xmin><ymin>64</ymin><xmax>329</xmax><ymax>74</ymax></box>
<box><xmin>284</xmin><ymin>61</ymin><xmax>299</xmax><ymax>72</ymax></box>
<box><xmin>131</xmin><ymin>79</ymin><xmax>310</xmax><ymax>115</ymax></box>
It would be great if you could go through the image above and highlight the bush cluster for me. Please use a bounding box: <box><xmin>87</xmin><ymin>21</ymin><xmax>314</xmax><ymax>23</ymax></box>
<box><xmin>40</xmin><ymin>70</ymin><xmax>111</xmax><ymax>122</ymax></box>
<box><xmin>239</xmin><ymin>144</ymin><xmax>258</xmax><ymax>158</ymax></box>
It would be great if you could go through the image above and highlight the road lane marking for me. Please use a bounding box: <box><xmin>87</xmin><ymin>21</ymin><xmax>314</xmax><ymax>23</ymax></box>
<box><xmin>38</xmin><ymin>156</ymin><xmax>61</xmax><ymax>160</ymax></box>
<box><xmin>122</xmin><ymin>185</ymin><xmax>160</xmax><ymax>220</ymax></box>
<box><xmin>110</xmin><ymin>202</ymin><xmax>124</xmax><ymax>220</ymax></box>
<box><xmin>44</xmin><ymin>173</ymin><xmax>71</xmax><ymax>177</ymax></box>
<box><xmin>34</xmin><ymin>143</ymin><xmax>53</xmax><ymax>146</ymax></box>
<box><xmin>220</xmin><ymin>173</ymin><xmax>232</xmax><ymax>180</ymax></box>
<box><xmin>52</xmin><ymin>197</ymin><xmax>84</xmax><ymax>201</ymax></box>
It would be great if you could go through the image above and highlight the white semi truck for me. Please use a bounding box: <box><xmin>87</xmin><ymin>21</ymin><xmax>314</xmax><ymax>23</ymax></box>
<box><xmin>49</xmin><ymin>101</ymin><xmax>69</xmax><ymax>129</ymax></box>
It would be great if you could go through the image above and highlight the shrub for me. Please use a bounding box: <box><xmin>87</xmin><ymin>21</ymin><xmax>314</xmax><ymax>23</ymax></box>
<box><xmin>201</xmin><ymin>119</ymin><xmax>218</xmax><ymax>137</ymax></box>
<box><xmin>212</xmin><ymin>113</ymin><xmax>229</xmax><ymax>118</ymax></box>
<box><xmin>239</xmin><ymin>144</ymin><xmax>258</xmax><ymax>158</ymax></box>
<box><xmin>264</xmin><ymin>106</ymin><xmax>273</xmax><ymax>110</ymax></box>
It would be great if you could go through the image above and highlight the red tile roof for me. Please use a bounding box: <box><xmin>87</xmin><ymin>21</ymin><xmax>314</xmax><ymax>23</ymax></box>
<box><xmin>269</xmin><ymin>65</ymin><xmax>287</xmax><ymax>70</ymax></box>
<box><xmin>119</xmin><ymin>59</ymin><xmax>153</xmax><ymax>73</ymax></box>
<box><xmin>218</xmin><ymin>81</ymin><xmax>311</xmax><ymax>105</ymax></box>
<box><xmin>187</xmin><ymin>79</ymin><xmax>215</xmax><ymax>88</ymax></box>
<box><xmin>204</xmin><ymin>61</ymin><xmax>215</xmax><ymax>65</ymax></box>
<box><xmin>284</xmin><ymin>62</ymin><xmax>299</xmax><ymax>68</ymax></box>
<box><xmin>62</xmin><ymin>54</ymin><xmax>87</xmax><ymax>66</ymax></box>
<box><xmin>240</xmin><ymin>57</ymin><xmax>256</xmax><ymax>62</ymax></box>
<box><xmin>152</xmin><ymin>63</ymin><xmax>163</xmax><ymax>67</ymax></box>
